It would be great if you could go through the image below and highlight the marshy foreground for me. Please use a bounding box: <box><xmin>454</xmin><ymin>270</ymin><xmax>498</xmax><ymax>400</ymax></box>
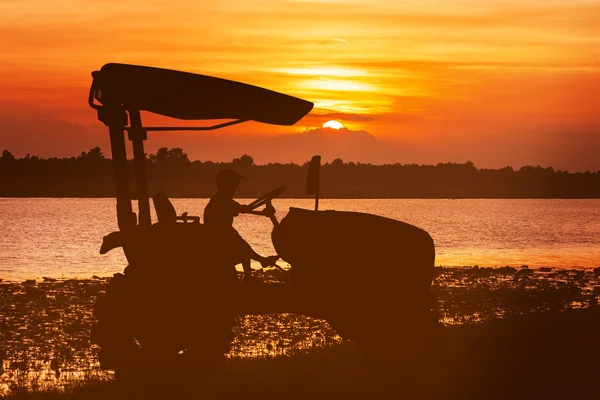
<box><xmin>2</xmin><ymin>266</ymin><xmax>600</xmax><ymax>399</ymax></box>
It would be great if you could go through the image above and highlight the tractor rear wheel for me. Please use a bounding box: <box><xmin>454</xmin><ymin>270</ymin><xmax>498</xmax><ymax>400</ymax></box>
<box><xmin>91</xmin><ymin>272</ymin><xmax>234</xmax><ymax>387</ymax></box>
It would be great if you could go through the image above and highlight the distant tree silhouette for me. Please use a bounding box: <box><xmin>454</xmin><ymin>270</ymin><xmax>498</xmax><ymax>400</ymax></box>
<box><xmin>1</xmin><ymin>149</ymin><xmax>15</xmax><ymax>162</ymax></box>
<box><xmin>148</xmin><ymin>147</ymin><xmax>190</xmax><ymax>164</ymax></box>
<box><xmin>0</xmin><ymin>147</ymin><xmax>599</xmax><ymax>198</ymax></box>
<box><xmin>232</xmin><ymin>154</ymin><xmax>254</xmax><ymax>169</ymax></box>
<box><xmin>78</xmin><ymin>146</ymin><xmax>105</xmax><ymax>161</ymax></box>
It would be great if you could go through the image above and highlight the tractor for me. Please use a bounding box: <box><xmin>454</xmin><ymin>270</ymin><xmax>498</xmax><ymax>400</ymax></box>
<box><xmin>89</xmin><ymin>63</ymin><xmax>438</xmax><ymax>385</ymax></box>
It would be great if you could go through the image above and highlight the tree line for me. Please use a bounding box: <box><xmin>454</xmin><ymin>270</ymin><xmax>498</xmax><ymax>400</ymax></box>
<box><xmin>1</xmin><ymin>147</ymin><xmax>599</xmax><ymax>198</ymax></box>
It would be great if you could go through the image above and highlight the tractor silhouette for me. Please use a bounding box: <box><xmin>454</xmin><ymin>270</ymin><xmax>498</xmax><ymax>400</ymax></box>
<box><xmin>88</xmin><ymin>63</ymin><xmax>438</xmax><ymax>385</ymax></box>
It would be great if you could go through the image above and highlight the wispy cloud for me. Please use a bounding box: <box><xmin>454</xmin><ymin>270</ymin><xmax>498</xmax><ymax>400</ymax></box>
<box><xmin>307</xmin><ymin>112</ymin><xmax>375</xmax><ymax>122</ymax></box>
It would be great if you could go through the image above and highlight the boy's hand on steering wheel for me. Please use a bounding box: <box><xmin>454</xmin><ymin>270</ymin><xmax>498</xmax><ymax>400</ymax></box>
<box><xmin>261</xmin><ymin>204</ymin><xmax>276</xmax><ymax>217</ymax></box>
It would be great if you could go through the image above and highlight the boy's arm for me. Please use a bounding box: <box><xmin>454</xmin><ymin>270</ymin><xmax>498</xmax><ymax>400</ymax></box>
<box><xmin>234</xmin><ymin>200</ymin><xmax>253</xmax><ymax>214</ymax></box>
<box><xmin>233</xmin><ymin>200</ymin><xmax>251</xmax><ymax>215</ymax></box>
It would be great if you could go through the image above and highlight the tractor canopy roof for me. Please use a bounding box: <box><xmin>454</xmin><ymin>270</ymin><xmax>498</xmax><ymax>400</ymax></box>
<box><xmin>90</xmin><ymin>63</ymin><xmax>313</xmax><ymax>126</ymax></box>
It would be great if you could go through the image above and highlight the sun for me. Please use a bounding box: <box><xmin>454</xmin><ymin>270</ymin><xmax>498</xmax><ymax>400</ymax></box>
<box><xmin>323</xmin><ymin>120</ymin><xmax>344</xmax><ymax>130</ymax></box>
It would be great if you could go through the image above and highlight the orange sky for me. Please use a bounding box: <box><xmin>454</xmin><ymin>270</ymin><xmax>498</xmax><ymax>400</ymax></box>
<box><xmin>1</xmin><ymin>0</ymin><xmax>599</xmax><ymax>170</ymax></box>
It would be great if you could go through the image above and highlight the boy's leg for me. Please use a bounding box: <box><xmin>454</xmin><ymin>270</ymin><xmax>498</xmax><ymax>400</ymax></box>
<box><xmin>242</xmin><ymin>258</ymin><xmax>253</xmax><ymax>280</ymax></box>
<box><xmin>232</xmin><ymin>229</ymin><xmax>278</xmax><ymax>273</ymax></box>
<box><xmin>238</xmin><ymin>235</ymin><xmax>268</xmax><ymax>265</ymax></box>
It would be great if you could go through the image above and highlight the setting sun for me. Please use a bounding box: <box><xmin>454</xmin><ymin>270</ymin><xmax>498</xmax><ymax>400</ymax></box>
<box><xmin>323</xmin><ymin>120</ymin><xmax>344</xmax><ymax>130</ymax></box>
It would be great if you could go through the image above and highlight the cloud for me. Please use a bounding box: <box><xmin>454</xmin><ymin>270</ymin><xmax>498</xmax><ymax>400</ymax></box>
<box><xmin>149</xmin><ymin>126</ymin><xmax>385</xmax><ymax>165</ymax></box>
<box><xmin>149</xmin><ymin>124</ymin><xmax>600</xmax><ymax>172</ymax></box>
<box><xmin>307</xmin><ymin>112</ymin><xmax>375</xmax><ymax>122</ymax></box>
<box><xmin>350</xmin><ymin>60</ymin><xmax>600</xmax><ymax>73</ymax></box>
<box><xmin>252</xmin><ymin>127</ymin><xmax>382</xmax><ymax>163</ymax></box>
<box><xmin>328</xmin><ymin>38</ymin><xmax>348</xmax><ymax>44</ymax></box>
<box><xmin>0</xmin><ymin>115</ymin><xmax>109</xmax><ymax>157</ymax></box>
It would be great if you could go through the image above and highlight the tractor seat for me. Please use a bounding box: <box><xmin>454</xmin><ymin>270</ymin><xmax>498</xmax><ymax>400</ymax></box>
<box><xmin>152</xmin><ymin>192</ymin><xmax>200</xmax><ymax>224</ymax></box>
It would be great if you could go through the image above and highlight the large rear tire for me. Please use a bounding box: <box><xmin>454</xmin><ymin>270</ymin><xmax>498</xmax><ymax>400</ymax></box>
<box><xmin>91</xmin><ymin>272</ymin><xmax>234</xmax><ymax>387</ymax></box>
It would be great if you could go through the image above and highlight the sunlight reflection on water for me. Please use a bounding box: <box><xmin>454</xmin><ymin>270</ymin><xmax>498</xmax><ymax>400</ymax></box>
<box><xmin>1</xmin><ymin>198</ymin><xmax>599</xmax><ymax>280</ymax></box>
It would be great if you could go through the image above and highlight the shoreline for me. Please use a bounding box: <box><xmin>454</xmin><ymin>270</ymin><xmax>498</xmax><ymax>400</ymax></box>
<box><xmin>2</xmin><ymin>264</ymin><xmax>599</xmax><ymax>284</ymax></box>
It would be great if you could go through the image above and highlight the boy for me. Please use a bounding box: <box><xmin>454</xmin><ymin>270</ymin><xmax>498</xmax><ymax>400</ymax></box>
<box><xmin>204</xmin><ymin>169</ymin><xmax>279</xmax><ymax>280</ymax></box>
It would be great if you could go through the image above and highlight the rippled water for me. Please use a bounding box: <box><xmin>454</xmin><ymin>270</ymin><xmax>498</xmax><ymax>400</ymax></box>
<box><xmin>1</xmin><ymin>198</ymin><xmax>599</xmax><ymax>280</ymax></box>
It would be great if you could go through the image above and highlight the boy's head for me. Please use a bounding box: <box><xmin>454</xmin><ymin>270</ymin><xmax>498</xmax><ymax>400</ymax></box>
<box><xmin>215</xmin><ymin>169</ymin><xmax>242</xmax><ymax>195</ymax></box>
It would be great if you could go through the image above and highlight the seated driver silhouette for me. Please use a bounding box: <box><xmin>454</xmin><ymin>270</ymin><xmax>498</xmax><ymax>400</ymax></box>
<box><xmin>204</xmin><ymin>169</ymin><xmax>279</xmax><ymax>280</ymax></box>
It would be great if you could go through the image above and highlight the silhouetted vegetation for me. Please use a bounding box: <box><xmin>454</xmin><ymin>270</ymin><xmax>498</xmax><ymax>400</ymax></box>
<box><xmin>1</xmin><ymin>148</ymin><xmax>599</xmax><ymax>198</ymax></box>
<box><xmin>3</xmin><ymin>267</ymin><xmax>600</xmax><ymax>398</ymax></box>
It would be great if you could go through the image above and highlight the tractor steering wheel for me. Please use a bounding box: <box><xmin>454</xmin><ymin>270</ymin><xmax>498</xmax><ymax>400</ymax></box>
<box><xmin>246</xmin><ymin>186</ymin><xmax>285</xmax><ymax>211</ymax></box>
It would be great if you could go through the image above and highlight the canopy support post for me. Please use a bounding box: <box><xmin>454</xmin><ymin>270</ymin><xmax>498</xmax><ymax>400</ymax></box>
<box><xmin>102</xmin><ymin>106</ymin><xmax>136</xmax><ymax>231</ymax></box>
<box><xmin>128</xmin><ymin>110</ymin><xmax>151</xmax><ymax>227</ymax></box>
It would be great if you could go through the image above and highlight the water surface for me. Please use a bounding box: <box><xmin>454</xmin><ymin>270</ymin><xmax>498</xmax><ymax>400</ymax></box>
<box><xmin>1</xmin><ymin>198</ymin><xmax>599</xmax><ymax>280</ymax></box>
